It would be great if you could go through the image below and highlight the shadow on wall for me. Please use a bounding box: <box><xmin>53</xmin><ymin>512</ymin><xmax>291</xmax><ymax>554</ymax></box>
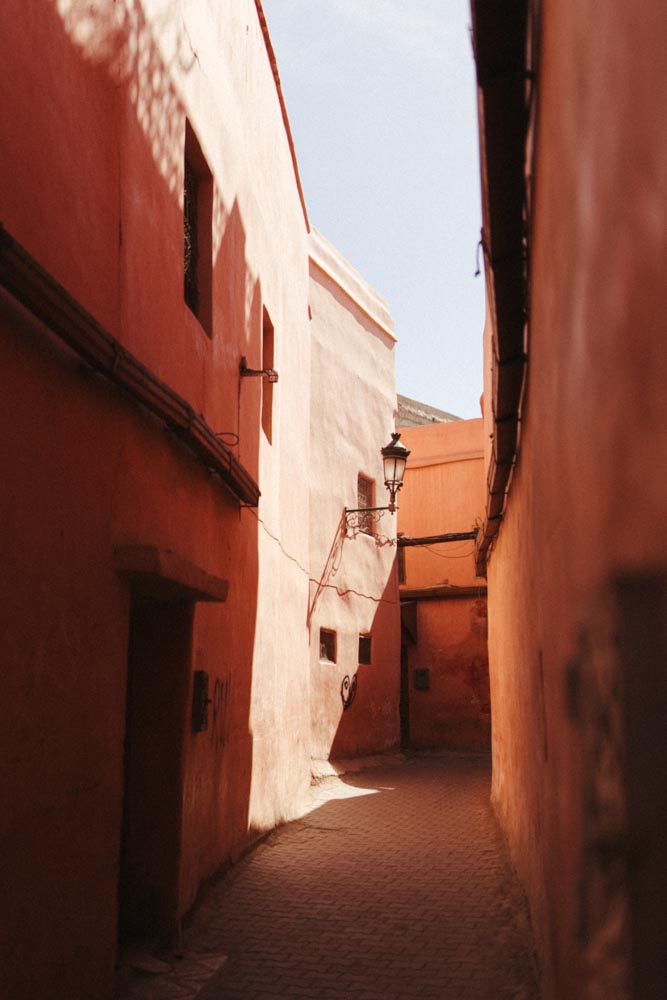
<box><xmin>308</xmin><ymin>512</ymin><xmax>348</xmax><ymax>629</ymax></box>
<box><xmin>42</xmin><ymin>0</ymin><xmax>243</xmax><ymax>301</ymax></box>
<box><xmin>113</xmin><ymin>113</ymin><xmax>264</xmax><ymax>972</ymax></box>
<box><xmin>55</xmin><ymin>0</ymin><xmax>192</xmax><ymax>199</ymax></box>
<box><xmin>329</xmin><ymin>569</ymin><xmax>401</xmax><ymax>760</ymax></box>
<box><xmin>0</xmin><ymin>3</ymin><xmax>266</xmax><ymax>998</ymax></box>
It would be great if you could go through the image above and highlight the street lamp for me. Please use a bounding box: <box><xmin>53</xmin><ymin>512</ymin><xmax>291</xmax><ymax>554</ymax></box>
<box><xmin>381</xmin><ymin>432</ymin><xmax>410</xmax><ymax>513</ymax></box>
<box><xmin>345</xmin><ymin>432</ymin><xmax>411</xmax><ymax>529</ymax></box>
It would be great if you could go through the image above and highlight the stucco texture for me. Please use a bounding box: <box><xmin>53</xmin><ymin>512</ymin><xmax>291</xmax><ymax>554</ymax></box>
<box><xmin>0</xmin><ymin>2</ymin><xmax>311</xmax><ymax>996</ymax></box>
<box><xmin>482</xmin><ymin>2</ymin><xmax>667</xmax><ymax>996</ymax></box>
<box><xmin>397</xmin><ymin>419</ymin><xmax>489</xmax><ymax>750</ymax></box>
<box><xmin>308</xmin><ymin>230</ymin><xmax>400</xmax><ymax>761</ymax></box>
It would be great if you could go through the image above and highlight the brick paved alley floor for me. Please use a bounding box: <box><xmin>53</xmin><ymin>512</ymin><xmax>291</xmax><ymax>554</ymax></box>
<box><xmin>115</xmin><ymin>755</ymin><xmax>540</xmax><ymax>1000</ymax></box>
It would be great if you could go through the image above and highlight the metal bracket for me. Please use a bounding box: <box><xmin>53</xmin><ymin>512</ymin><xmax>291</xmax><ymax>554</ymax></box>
<box><xmin>240</xmin><ymin>356</ymin><xmax>278</xmax><ymax>383</ymax></box>
<box><xmin>344</xmin><ymin>505</ymin><xmax>395</xmax><ymax>531</ymax></box>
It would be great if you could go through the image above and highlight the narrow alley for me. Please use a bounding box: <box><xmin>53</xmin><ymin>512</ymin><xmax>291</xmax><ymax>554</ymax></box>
<box><xmin>115</xmin><ymin>756</ymin><xmax>539</xmax><ymax>1000</ymax></box>
<box><xmin>3</xmin><ymin>2</ymin><xmax>664</xmax><ymax>996</ymax></box>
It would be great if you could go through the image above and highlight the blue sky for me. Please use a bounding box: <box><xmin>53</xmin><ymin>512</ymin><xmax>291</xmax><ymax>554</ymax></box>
<box><xmin>262</xmin><ymin>0</ymin><xmax>485</xmax><ymax>419</ymax></box>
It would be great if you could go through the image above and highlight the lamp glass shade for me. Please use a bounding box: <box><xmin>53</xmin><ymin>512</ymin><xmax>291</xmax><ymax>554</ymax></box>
<box><xmin>383</xmin><ymin>453</ymin><xmax>406</xmax><ymax>486</ymax></box>
<box><xmin>381</xmin><ymin>433</ymin><xmax>410</xmax><ymax>489</ymax></box>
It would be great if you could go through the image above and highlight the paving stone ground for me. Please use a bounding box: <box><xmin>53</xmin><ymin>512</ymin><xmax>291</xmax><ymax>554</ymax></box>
<box><xmin>115</xmin><ymin>755</ymin><xmax>540</xmax><ymax>1000</ymax></box>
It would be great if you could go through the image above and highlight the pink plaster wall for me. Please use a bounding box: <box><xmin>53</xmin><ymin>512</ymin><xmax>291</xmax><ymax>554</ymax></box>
<box><xmin>397</xmin><ymin>420</ymin><xmax>489</xmax><ymax>750</ymax></box>
<box><xmin>483</xmin><ymin>2</ymin><xmax>667</xmax><ymax>996</ymax></box>
<box><xmin>308</xmin><ymin>229</ymin><xmax>401</xmax><ymax>761</ymax></box>
<box><xmin>0</xmin><ymin>3</ymin><xmax>311</xmax><ymax>996</ymax></box>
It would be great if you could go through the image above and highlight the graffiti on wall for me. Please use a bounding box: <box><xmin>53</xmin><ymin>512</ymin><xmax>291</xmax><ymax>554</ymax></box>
<box><xmin>341</xmin><ymin>673</ymin><xmax>357</xmax><ymax>710</ymax></box>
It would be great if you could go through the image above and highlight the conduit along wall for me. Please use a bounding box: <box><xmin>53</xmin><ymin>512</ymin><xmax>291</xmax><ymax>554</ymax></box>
<box><xmin>0</xmin><ymin>225</ymin><xmax>260</xmax><ymax>506</ymax></box>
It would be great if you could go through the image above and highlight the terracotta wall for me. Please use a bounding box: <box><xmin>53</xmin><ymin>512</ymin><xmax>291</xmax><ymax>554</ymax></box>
<box><xmin>404</xmin><ymin>597</ymin><xmax>490</xmax><ymax>750</ymax></box>
<box><xmin>481</xmin><ymin>1</ymin><xmax>667</xmax><ymax>996</ymax></box>
<box><xmin>308</xmin><ymin>229</ymin><xmax>401</xmax><ymax>760</ymax></box>
<box><xmin>0</xmin><ymin>2</ymin><xmax>311</xmax><ymax>996</ymax></box>
<box><xmin>398</xmin><ymin>420</ymin><xmax>489</xmax><ymax>750</ymax></box>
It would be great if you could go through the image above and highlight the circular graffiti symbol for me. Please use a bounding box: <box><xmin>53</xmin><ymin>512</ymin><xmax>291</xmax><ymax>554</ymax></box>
<box><xmin>341</xmin><ymin>673</ymin><xmax>358</xmax><ymax>710</ymax></box>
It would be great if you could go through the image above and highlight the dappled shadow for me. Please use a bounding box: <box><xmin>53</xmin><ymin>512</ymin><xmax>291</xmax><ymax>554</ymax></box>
<box><xmin>55</xmin><ymin>0</ymin><xmax>194</xmax><ymax>199</ymax></box>
<box><xmin>0</xmin><ymin>3</ymin><xmax>267</xmax><ymax>997</ymax></box>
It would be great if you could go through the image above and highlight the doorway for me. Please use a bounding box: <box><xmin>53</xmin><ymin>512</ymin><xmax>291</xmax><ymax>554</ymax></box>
<box><xmin>117</xmin><ymin>596</ymin><xmax>194</xmax><ymax>948</ymax></box>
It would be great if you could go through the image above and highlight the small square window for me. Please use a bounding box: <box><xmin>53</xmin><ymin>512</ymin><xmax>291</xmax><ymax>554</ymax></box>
<box><xmin>358</xmin><ymin>634</ymin><xmax>372</xmax><ymax>665</ymax></box>
<box><xmin>357</xmin><ymin>474</ymin><xmax>375</xmax><ymax>536</ymax></box>
<box><xmin>319</xmin><ymin>628</ymin><xmax>336</xmax><ymax>663</ymax></box>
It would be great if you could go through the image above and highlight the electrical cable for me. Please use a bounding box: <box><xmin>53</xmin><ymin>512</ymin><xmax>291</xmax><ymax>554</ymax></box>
<box><xmin>420</xmin><ymin>544</ymin><xmax>475</xmax><ymax>560</ymax></box>
<box><xmin>243</xmin><ymin>507</ymin><xmax>398</xmax><ymax>606</ymax></box>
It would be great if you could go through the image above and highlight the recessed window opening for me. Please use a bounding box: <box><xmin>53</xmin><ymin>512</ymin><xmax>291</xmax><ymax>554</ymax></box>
<box><xmin>319</xmin><ymin>628</ymin><xmax>336</xmax><ymax>663</ymax></box>
<box><xmin>358</xmin><ymin>634</ymin><xmax>372</xmax><ymax>665</ymax></box>
<box><xmin>357</xmin><ymin>474</ymin><xmax>375</xmax><ymax>536</ymax></box>
<box><xmin>184</xmin><ymin>121</ymin><xmax>213</xmax><ymax>335</ymax></box>
<box><xmin>262</xmin><ymin>307</ymin><xmax>275</xmax><ymax>443</ymax></box>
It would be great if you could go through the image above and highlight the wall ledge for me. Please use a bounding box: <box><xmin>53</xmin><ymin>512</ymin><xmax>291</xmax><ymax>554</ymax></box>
<box><xmin>114</xmin><ymin>545</ymin><xmax>229</xmax><ymax>602</ymax></box>
<box><xmin>308</xmin><ymin>228</ymin><xmax>396</xmax><ymax>341</ymax></box>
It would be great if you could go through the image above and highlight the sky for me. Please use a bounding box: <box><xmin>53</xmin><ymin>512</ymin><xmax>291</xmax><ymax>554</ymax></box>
<box><xmin>261</xmin><ymin>0</ymin><xmax>485</xmax><ymax>420</ymax></box>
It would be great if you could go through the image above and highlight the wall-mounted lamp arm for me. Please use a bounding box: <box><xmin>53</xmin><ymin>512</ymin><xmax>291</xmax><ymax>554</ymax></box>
<box><xmin>344</xmin><ymin>505</ymin><xmax>395</xmax><ymax>531</ymax></box>
<box><xmin>345</xmin><ymin>506</ymin><xmax>396</xmax><ymax>515</ymax></box>
<box><xmin>344</xmin><ymin>433</ymin><xmax>410</xmax><ymax>533</ymax></box>
<box><xmin>240</xmin><ymin>356</ymin><xmax>279</xmax><ymax>383</ymax></box>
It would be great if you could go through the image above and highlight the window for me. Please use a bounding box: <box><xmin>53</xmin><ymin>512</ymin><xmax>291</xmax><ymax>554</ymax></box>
<box><xmin>358</xmin><ymin>634</ymin><xmax>372</xmax><ymax>665</ymax></box>
<box><xmin>184</xmin><ymin>121</ymin><xmax>213</xmax><ymax>334</ymax></box>
<box><xmin>183</xmin><ymin>159</ymin><xmax>199</xmax><ymax>312</ymax></box>
<box><xmin>262</xmin><ymin>307</ymin><xmax>274</xmax><ymax>443</ymax></box>
<box><xmin>357</xmin><ymin>474</ymin><xmax>375</xmax><ymax>536</ymax></box>
<box><xmin>319</xmin><ymin>628</ymin><xmax>336</xmax><ymax>663</ymax></box>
